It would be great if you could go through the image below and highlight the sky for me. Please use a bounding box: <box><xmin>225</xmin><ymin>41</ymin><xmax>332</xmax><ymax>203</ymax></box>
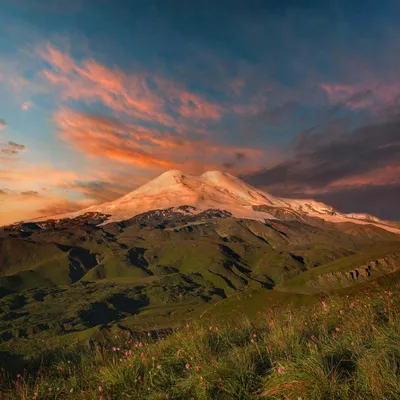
<box><xmin>0</xmin><ymin>0</ymin><xmax>399</xmax><ymax>224</ymax></box>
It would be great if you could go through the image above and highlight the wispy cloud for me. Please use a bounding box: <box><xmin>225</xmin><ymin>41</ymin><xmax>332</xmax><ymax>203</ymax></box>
<box><xmin>55</xmin><ymin>108</ymin><xmax>266</xmax><ymax>174</ymax></box>
<box><xmin>242</xmin><ymin>117</ymin><xmax>400</xmax><ymax>218</ymax></box>
<box><xmin>39</xmin><ymin>43</ymin><xmax>225</xmax><ymax>132</ymax></box>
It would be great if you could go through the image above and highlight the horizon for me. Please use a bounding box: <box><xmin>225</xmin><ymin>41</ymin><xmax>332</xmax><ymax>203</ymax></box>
<box><xmin>1</xmin><ymin>0</ymin><xmax>399</xmax><ymax>225</ymax></box>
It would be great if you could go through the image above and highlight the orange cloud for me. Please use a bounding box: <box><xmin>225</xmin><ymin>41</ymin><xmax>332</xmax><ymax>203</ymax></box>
<box><xmin>39</xmin><ymin>43</ymin><xmax>224</xmax><ymax>128</ymax></box>
<box><xmin>0</xmin><ymin>190</ymin><xmax>91</xmax><ymax>226</ymax></box>
<box><xmin>55</xmin><ymin>108</ymin><xmax>265</xmax><ymax>174</ymax></box>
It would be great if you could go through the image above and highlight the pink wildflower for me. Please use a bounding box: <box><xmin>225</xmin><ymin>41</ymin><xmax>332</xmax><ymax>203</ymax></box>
<box><xmin>195</xmin><ymin>365</ymin><xmax>201</xmax><ymax>371</ymax></box>
<box><xmin>335</xmin><ymin>327</ymin><xmax>340</xmax><ymax>332</ymax></box>
<box><xmin>157</xmin><ymin>365</ymin><xmax>162</xmax><ymax>370</ymax></box>
<box><xmin>98</xmin><ymin>386</ymin><xmax>103</xmax><ymax>392</ymax></box>
<box><xmin>278</xmin><ymin>367</ymin><xmax>285</xmax><ymax>374</ymax></box>
<box><xmin>185</xmin><ymin>363</ymin><xmax>190</xmax><ymax>370</ymax></box>
<box><xmin>311</xmin><ymin>335</ymin><xmax>316</xmax><ymax>341</ymax></box>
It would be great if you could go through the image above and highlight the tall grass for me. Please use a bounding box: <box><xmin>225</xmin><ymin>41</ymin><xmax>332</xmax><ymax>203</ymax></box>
<box><xmin>1</xmin><ymin>281</ymin><xmax>399</xmax><ymax>399</ymax></box>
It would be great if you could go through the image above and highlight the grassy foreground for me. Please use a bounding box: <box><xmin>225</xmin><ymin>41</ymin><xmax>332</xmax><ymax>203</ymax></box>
<box><xmin>1</xmin><ymin>277</ymin><xmax>400</xmax><ymax>399</ymax></box>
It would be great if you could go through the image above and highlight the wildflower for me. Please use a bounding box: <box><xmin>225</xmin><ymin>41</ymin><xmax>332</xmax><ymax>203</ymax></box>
<box><xmin>147</xmin><ymin>332</ymin><xmax>151</xmax><ymax>336</ymax></box>
<box><xmin>16</xmin><ymin>373</ymin><xmax>21</xmax><ymax>378</ymax></box>
<box><xmin>277</xmin><ymin>367</ymin><xmax>285</xmax><ymax>374</ymax></box>
<box><xmin>112</xmin><ymin>347</ymin><xmax>117</xmax><ymax>351</ymax></box>
<box><xmin>70</xmin><ymin>388</ymin><xmax>74</xmax><ymax>393</ymax></box>
<box><xmin>185</xmin><ymin>363</ymin><xmax>190</xmax><ymax>370</ymax></box>
<box><xmin>253</xmin><ymin>334</ymin><xmax>257</xmax><ymax>338</ymax></box>
<box><xmin>195</xmin><ymin>365</ymin><xmax>201</xmax><ymax>371</ymax></box>
<box><xmin>152</xmin><ymin>356</ymin><xmax>156</xmax><ymax>361</ymax></box>
<box><xmin>98</xmin><ymin>386</ymin><xmax>103</xmax><ymax>392</ymax></box>
<box><xmin>339</xmin><ymin>310</ymin><xmax>343</xmax><ymax>315</ymax></box>
<box><xmin>335</xmin><ymin>327</ymin><xmax>340</xmax><ymax>332</ymax></box>
<box><xmin>177</xmin><ymin>349</ymin><xmax>182</xmax><ymax>358</ymax></box>
<box><xmin>250</xmin><ymin>339</ymin><xmax>254</xmax><ymax>343</ymax></box>
<box><xmin>165</xmin><ymin>395</ymin><xmax>169</xmax><ymax>399</ymax></box>
<box><xmin>67</xmin><ymin>360</ymin><xmax>71</xmax><ymax>364</ymax></box>
<box><xmin>48</xmin><ymin>388</ymin><xmax>52</xmax><ymax>392</ymax></box>
<box><xmin>311</xmin><ymin>335</ymin><xmax>316</xmax><ymax>341</ymax></box>
<box><xmin>209</xmin><ymin>326</ymin><xmax>213</xmax><ymax>331</ymax></box>
<box><xmin>349</xmin><ymin>303</ymin><xmax>355</xmax><ymax>309</ymax></box>
<box><xmin>157</xmin><ymin>365</ymin><xmax>162</xmax><ymax>370</ymax></box>
<box><xmin>215</xmin><ymin>327</ymin><xmax>219</xmax><ymax>332</ymax></box>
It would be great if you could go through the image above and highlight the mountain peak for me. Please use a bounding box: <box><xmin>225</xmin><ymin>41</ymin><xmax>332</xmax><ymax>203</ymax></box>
<box><xmin>29</xmin><ymin>170</ymin><xmax>399</xmax><ymax>234</ymax></box>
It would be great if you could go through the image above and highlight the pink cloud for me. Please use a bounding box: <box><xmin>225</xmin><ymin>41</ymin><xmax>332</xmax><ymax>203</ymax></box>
<box><xmin>21</xmin><ymin>101</ymin><xmax>33</xmax><ymax>111</ymax></box>
<box><xmin>55</xmin><ymin>108</ymin><xmax>266</xmax><ymax>174</ymax></box>
<box><xmin>39</xmin><ymin>43</ymin><xmax>225</xmax><ymax>129</ymax></box>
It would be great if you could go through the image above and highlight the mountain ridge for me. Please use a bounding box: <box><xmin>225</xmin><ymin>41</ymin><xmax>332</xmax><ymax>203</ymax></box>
<box><xmin>29</xmin><ymin>169</ymin><xmax>399</xmax><ymax>234</ymax></box>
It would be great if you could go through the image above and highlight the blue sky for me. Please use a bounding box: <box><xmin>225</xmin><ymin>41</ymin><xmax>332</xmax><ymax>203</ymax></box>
<box><xmin>0</xmin><ymin>0</ymin><xmax>399</xmax><ymax>223</ymax></box>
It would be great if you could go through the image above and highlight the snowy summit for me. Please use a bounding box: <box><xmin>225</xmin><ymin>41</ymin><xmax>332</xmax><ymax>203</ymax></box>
<box><xmin>34</xmin><ymin>170</ymin><xmax>399</xmax><ymax>234</ymax></box>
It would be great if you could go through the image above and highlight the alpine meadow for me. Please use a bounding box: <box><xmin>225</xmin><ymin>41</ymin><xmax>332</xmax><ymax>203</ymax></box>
<box><xmin>0</xmin><ymin>1</ymin><xmax>399</xmax><ymax>399</ymax></box>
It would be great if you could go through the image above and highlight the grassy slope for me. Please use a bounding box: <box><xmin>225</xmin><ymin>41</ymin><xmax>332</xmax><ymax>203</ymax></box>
<box><xmin>279</xmin><ymin>241</ymin><xmax>400</xmax><ymax>293</ymax></box>
<box><xmin>1</xmin><ymin>272</ymin><xmax>399</xmax><ymax>399</ymax></box>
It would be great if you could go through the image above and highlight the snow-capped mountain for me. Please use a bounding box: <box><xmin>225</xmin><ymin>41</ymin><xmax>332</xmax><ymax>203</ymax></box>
<box><xmin>34</xmin><ymin>170</ymin><xmax>399</xmax><ymax>234</ymax></box>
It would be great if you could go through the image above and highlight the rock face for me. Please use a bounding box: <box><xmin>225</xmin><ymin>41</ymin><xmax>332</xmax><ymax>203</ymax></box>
<box><xmin>28</xmin><ymin>170</ymin><xmax>399</xmax><ymax>234</ymax></box>
<box><xmin>305</xmin><ymin>252</ymin><xmax>400</xmax><ymax>290</ymax></box>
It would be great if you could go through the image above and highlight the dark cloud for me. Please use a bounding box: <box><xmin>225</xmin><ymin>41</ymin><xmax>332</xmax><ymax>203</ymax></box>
<box><xmin>70</xmin><ymin>180</ymin><xmax>125</xmax><ymax>202</ymax></box>
<box><xmin>21</xmin><ymin>191</ymin><xmax>40</xmax><ymax>196</ymax></box>
<box><xmin>241</xmin><ymin>118</ymin><xmax>400</xmax><ymax>219</ymax></box>
<box><xmin>0</xmin><ymin>141</ymin><xmax>26</xmax><ymax>155</ymax></box>
<box><xmin>313</xmin><ymin>184</ymin><xmax>400</xmax><ymax>221</ymax></box>
<box><xmin>243</xmin><ymin>118</ymin><xmax>400</xmax><ymax>189</ymax></box>
<box><xmin>235</xmin><ymin>152</ymin><xmax>246</xmax><ymax>160</ymax></box>
<box><xmin>346</xmin><ymin>90</ymin><xmax>373</xmax><ymax>106</ymax></box>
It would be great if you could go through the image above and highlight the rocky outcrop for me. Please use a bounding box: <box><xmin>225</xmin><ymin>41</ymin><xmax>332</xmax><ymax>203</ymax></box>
<box><xmin>308</xmin><ymin>252</ymin><xmax>400</xmax><ymax>289</ymax></box>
